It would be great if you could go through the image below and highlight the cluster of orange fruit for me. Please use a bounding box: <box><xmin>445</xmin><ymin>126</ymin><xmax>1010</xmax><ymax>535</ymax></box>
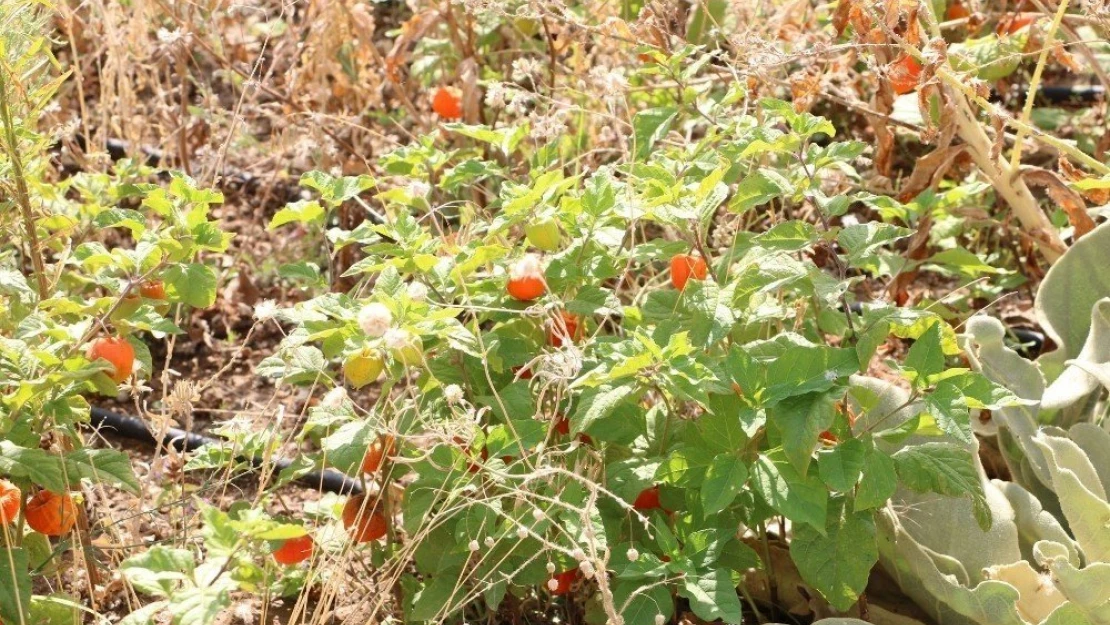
<box><xmin>0</xmin><ymin>480</ymin><xmax>79</xmax><ymax>536</ymax></box>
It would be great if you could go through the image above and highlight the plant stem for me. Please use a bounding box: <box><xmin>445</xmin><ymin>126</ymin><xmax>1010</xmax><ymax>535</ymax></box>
<box><xmin>1009</xmin><ymin>0</ymin><xmax>1071</xmax><ymax>171</ymax></box>
<box><xmin>0</xmin><ymin>65</ymin><xmax>48</xmax><ymax>299</ymax></box>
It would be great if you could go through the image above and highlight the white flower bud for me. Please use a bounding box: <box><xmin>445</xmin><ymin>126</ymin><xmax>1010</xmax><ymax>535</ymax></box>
<box><xmin>444</xmin><ymin>384</ymin><xmax>464</xmax><ymax>405</ymax></box>
<box><xmin>580</xmin><ymin>561</ymin><xmax>595</xmax><ymax>579</ymax></box>
<box><xmin>572</xmin><ymin>548</ymin><xmax>585</xmax><ymax>561</ymax></box>
<box><xmin>547</xmin><ymin>578</ymin><xmax>559</xmax><ymax>591</ymax></box>
<box><xmin>468</xmin><ymin>540</ymin><xmax>480</xmax><ymax>552</ymax></box>
<box><xmin>510</xmin><ymin>254</ymin><xmax>544</xmax><ymax>280</ymax></box>
<box><xmin>407</xmin><ymin>282</ymin><xmax>429</xmax><ymax>302</ymax></box>
<box><xmin>357</xmin><ymin>302</ymin><xmax>392</xmax><ymax>337</ymax></box>
<box><xmin>484</xmin><ymin>536</ymin><xmax>495</xmax><ymax>548</ymax></box>
<box><xmin>517</xmin><ymin>526</ymin><xmax>528</xmax><ymax>539</ymax></box>
<box><xmin>320</xmin><ymin>387</ymin><xmax>348</xmax><ymax>409</ymax></box>
<box><xmin>626</xmin><ymin>548</ymin><xmax>639</xmax><ymax>562</ymax></box>
<box><xmin>546</xmin><ymin>562</ymin><xmax>557</xmax><ymax>573</ymax></box>
<box><xmin>532</xmin><ymin>508</ymin><xmax>544</xmax><ymax>521</ymax></box>
<box><xmin>654</xmin><ymin>614</ymin><xmax>665</xmax><ymax>625</ymax></box>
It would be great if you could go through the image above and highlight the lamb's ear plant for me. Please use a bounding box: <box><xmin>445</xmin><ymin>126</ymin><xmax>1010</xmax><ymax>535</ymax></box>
<box><xmin>860</xmin><ymin>222</ymin><xmax>1110</xmax><ymax>625</ymax></box>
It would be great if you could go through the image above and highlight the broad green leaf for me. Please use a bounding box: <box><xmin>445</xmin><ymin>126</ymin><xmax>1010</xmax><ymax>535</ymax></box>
<box><xmin>632</xmin><ymin>107</ymin><xmax>678</xmax><ymax>160</ymax></box>
<box><xmin>680</xmin><ymin>569</ymin><xmax>744</xmax><ymax>624</ymax></box>
<box><xmin>893</xmin><ymin>443</ymin><xmax>991</xmax><ymax>530</ymax></box>
<box><xmin>614</xmin><ymin>581</ymin><xmax>674</xmax><ymax>625</ymax></box>
<box><xmin>818</xmin><ymin>438</ymin><xmax>867</xmax><ymax>493</ymax></box>
<box><xmin>0</xmin><ymin>441</ymin><xmax>66</xmax><ymax>492</ymax></box>
<box><xmin>752</xmin><ymin>452</ymin><xmax>828</xmax><ymax>531</ymax></box>
<box><xmin>854</xmin><ymin>446</ymin><xmax>897</xmax><ymax>511</ymax></box>
<box><xmin>772</xmin><ymin>391</ymin><xmax>837</xmax><ymax>475</ymax></box>
<box><xmin>789</xmin><ymin>497</ymin><xmax>878</xmax><ymax>611</ymax></box>
<box><xmin>268</xmin><ymin>200</ymin><xmax>325</xmax><ymax>230</ymax></box>
<box><xmin>64</xmin><ymin>448</ymin><xmax>141</xmax><ymax>494</ymax></box>
<box><xmin>164</xmin><ymin>263</ymin><xmax>218</xmax><ymax>308</ymax></box>
<box><xmin>903</xmin><ymin>322</ymin><xmax>946</xmax><ymax>385</ymax></box>
<box><xmin>701</xmin><ymin>455</ymin><xmax>749</xmax><ymax>515</ymax></box>
<box><xmin>0</xmin><ymin>547</ymin><xmax>31</xmax><ymax>625</ymax></box>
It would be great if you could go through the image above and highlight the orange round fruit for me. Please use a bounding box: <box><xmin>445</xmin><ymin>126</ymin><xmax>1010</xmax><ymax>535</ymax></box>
<box><xmin>361</xmin><ymin>435</ymin><xmax>396</xmax><ymax>474</ymax></box>
<box><xmin>0</xmin><ymin>479</ymin><xmax>21</xmax><ymax>526</ymax></box>
<box><xmin>889</xmin><ymin>55</ymin><xmax>923</xmax><ymax>95</ymax></box>
<box><xmin>549</xmin><ymin>568</ymin><xmax>580</xmax><ymax>595</ymax></box>
<box><xmin>507</xmin><ymin>255</ymin><xmax>547</xmax><ymax>302</ymax></box>
<box><xmin>548</xmin><ymin>312</ymin><xmax>581</xmax><ymax>348</ymax></box>
<box><xmin>997</xmin><ymin>14</ymin><xmax>1036</xmax><ymax>35</ymax></box>
<box><xmin>945</xmin><ymin>1</ymin><xmax>970</xmax><ymax>20</ymax></box>
<box><xmin>139</xmin><ymin>280</ymin><xmax>167</xmax><ymax>300</ymax></box>
<box><xmin>273</xmin><ymin>534</ymin><xmax>314</xmax><ymax>565</ymax></box>
<box><xmin>342</xmin><ymin>494</ymin><xmax>389</xmax><ymax>543</ymax></box>
<box><xmin>25</xmin><ymin>490</ymin><xmax>78</xmax><ymax>536</ymax></box>
<box><xmin>670</xmin><ymin>254</ymin><xmax>708</xmax><ymax>291</ymax></box>
<box><xmin>432</xmin><ymin>87</ymin><xmax>463</xmax><ymax>120</ymax></box>
<box><xmin>86</xmin><ymin>337</ymin><xmax>135</xmax><ymax>383</ymax></box>
<box><xmin>633</xmin><ymin>485</ymin><xmax>662</xmax><ymax>511</ymax></box>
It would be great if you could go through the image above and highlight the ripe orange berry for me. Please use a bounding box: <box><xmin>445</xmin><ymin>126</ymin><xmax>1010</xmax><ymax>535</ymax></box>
<box><xmin>86</xmin><ymin>337</ymin><xmax>136</xmax><ymax>383</ymax></box>
<box><xmin>25</xmin><ymin>490</ymin><xmax>78</xmax><ymax>536</ymax></box>
<box><xmin>945</xmin><ymin>1</ymin><xmax>970</xmax><ymax>20</ymax></box>
<box><xmin>633</xmin><ymin>485</ymin><xmax>662</xmax><ymax>511</ymax></box>
<box><xmin>670</xmin><ymin>254</ymin><xmax>708</xmax><ymax>291</ymax></box>
<box><xmin>361</xmin><ymin>435</ymin><xmax>396</xmax><ymax>474</ymax></box>
<box><xmin>432</xmin><ymin>87</ymin><xmax>463</xmax><ymax>120</ymax></box>
<box><xmin>0</xmin><ymin>479</ymin><xmax>21</xmax><ymax>526</ymax></box>
<box><xmin>507</xmin><ymin>255</ymin><xmax>547</xmax><ymax>302</ymax></box>
<box><xmin>889</xmin><ymin>55</ymin><xmax>923</xmax><ymax>95</ymax></box>
<box><xmin>342</xmin><ymin>494</ymin><xmax>389</xmax><ymax>543</ymax></box>
<box><xmin>273</xmin><ymin>534</ymin><xmax>314</xmax><ymax>565</ymax></box>
<box><xmin>139</xmin><ymin>280</ymin><xmax>167</xmax><ymax>300</ymax></box>
<box><xmin>547</xmin><ymin>311</ymin><xmax>581</xmax><ymax>348</ymax></box>
<box><xmin>549</xmin><ymin>568</ymin><xmax>580</xmax><ymax>595</ymax></box>
<box><xmin>997</xmin><ymin>14</ymin><xmax>1037</xmax><ymax>35</ymax></box>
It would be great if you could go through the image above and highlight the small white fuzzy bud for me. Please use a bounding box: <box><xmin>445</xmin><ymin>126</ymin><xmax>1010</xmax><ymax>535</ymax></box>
<box><xmin>407</xmin><ymin>281</ymin><xmax>429</xmax><ymax>302</ymax></box>
<box><xmin>532</xmin><ymin>508</ymin><xmax>544</xmax><ymax>521</ymax></box>
<box><xmin>517</xmin><ymin>526</ymin><xmax>529</xmax><ymax>539</ymax></box>
<box><xmin>547</xmin><ymin>578</ymin><xmax>559</xmax><ymax>591</ymax></box>
<box><xmin>546</xmin><ymin>562</ymin><xmax>557</xmax><ymax>574</ymax></box>
<box><xmin>484</xmin><ymin>536</ymin><xmax>495</xmax><ymax>548</ymax></box>
<box><xmin>468</xmin><ymin>540</ymin><xmax>480</xmax><ymax>552</ymax></box>
<box><xmin>572</xmin><ymin>548</ymin><xmax>585</xmax><ymax>561</ymax></box>
<box><xmin>320</xmin><ymin>387</ymin><xmax>348</xmax><ymax>409</ymax></box>
<box><xmin>579</xmin><ymin>560</ymin><xmax>595</xmax><ymax>577</ymax></box>
<box><xmin>654</xmin><ymin>614</ymin><xmax>665</xmax><ymax>625</ymax></box>
<box><xmin>357</xmin><ymin>302</ymin><xmax>392</xmax><ymax>337</ymax></box>
<box><xmin>626</xmin><ymin>548</ymin><xmax>639</xmax><ymax>562</ymax></box>
<box><xmin>444</xmin><ymin>384</ymin><xmax>464</xmax><ymax>405</ymax></box>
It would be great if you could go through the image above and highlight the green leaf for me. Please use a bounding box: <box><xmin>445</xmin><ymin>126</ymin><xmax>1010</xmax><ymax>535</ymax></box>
<box><xmin>903</xmin><ymin>322</ymin><xmax>946</xmax><ymax>385</ymax></box>
<box><xmin>701</xmin><ymin>455</ymin><xmax>749</xmax><ymax>515</ymax></box>
<box><xmin>168</xmin><ymin>585</ymin><xmax>230</xmax><ymax>625</ymax></box>
<box><xmin>751</xmin><ymin>452</ymin><xmax>828</xmax><ymax>531</ymax></box>
<box><xmin>730</xmin><ymin>169</ymin><xmax>789</xmax><ymax>213</ymax></box>
<box><xmin>680</xmin><ymin>569</ymin><xmax>744</xmax><ymax>624</ymax></box>
<box><xmin>789</xmin><ymin>497</ymin><xmax>878</xmax><ymax>611</ymax></box>
<box><xmin>0</xmin><ymin>547</ymin><xmax>31</xmax><ymax>625</ymax></box>
<box><xmin>0</xmin><ymin>441</ymin><xmax>66</xmax><ymax>492</ymax></box>
<box><xmin>120</xmin><ymin>546</ymin><xmax>196</xmax><ymax>597</ymax></box>
<box><xmin>892</xmin><ymin>443</ymin><xmax>991</xmax><ymax>530</ymax></box>
<box><xmin>299</xmin><ymin>171</ymin><xmax>374</xmax><ymax>205</ymax></box>
<box><xmin>570</xmin><ymin>384</ymin><xmax>637</xmax><ymax>433</ymax></box>
<box><xmin>614</xmin><ymin>581</ymin><xmax>674</xmax><ymax>625</ymax></box>
<box><xmin>164</xmin><ymin>263</ymin><xmax>218</xmax><ymax>308</ymax></box>
<box><xmin>268</xmin><ymin>200</ymin><xmax>326</xmax><ymax>230</ymax></box>
<box><xmin>757</xmin><ymin>220</ymin><xmax>817</xmax><ymax>252</ymax></box>
<box><xmin>408</xmin><ymin>575</ymin><xmax>459</xmax><ymax>621</ymax></box>
<box><xmin>64</xmin><ymin>448</ymin><xmax>141</xmax><ymax>494</ymax></box>
<box><xmin>818</xmin><ymin>438</ymin><xmax>867</xmax><ymax>493</ymax></box>
<box><xmin>772</xmin><ymin>391</ymin><xmax>837</xmax><ymax>475</ymax></box>
<box><xmin>632</xmin><ymin>107</ymin><xmax>678</xmax><ymax>160</ymax></box>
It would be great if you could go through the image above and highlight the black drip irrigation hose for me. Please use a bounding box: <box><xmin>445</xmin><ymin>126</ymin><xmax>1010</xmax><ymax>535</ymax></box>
<box><xmin>89</xmin><ymin>407</ymin><xmax>363</xmax><ymax>495</ymax></box>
